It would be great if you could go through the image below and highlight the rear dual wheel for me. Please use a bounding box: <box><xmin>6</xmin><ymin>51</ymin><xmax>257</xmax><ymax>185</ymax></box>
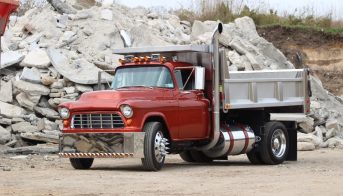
<box><xmin>248</xmin><ymin>121</ymin><xmax>289</xmax><ymax>165</ymax></box>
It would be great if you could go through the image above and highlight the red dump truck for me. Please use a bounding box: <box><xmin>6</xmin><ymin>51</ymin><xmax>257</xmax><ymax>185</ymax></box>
<box><xmin>0</xmin><ymin>0</ymin><xmax>18</xmax><ymax>36</ymax></box>
<box><xmin>58</xmin><ymin>23</ymin><xmax>311</xmax><ymax>171</ymax></box>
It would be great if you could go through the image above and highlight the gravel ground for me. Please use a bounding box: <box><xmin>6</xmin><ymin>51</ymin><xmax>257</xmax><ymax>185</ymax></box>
<box><xmin>0</xmin><ymin>149</ymin><xmax>342</xmax><ymax>196</ymax></box>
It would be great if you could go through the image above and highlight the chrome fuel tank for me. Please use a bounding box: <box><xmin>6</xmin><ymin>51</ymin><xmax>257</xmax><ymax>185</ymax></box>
<box><xmin>203</xmin><ymin>124</ymin><xmax>255</xmax><ymax>158</ymax></box>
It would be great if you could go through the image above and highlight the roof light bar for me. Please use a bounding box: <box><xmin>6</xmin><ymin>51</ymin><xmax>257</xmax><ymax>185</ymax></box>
<box><xmin>119</xmin><ymin>54</ymin><xmax>167</xmax><ymax>65</ymax></box>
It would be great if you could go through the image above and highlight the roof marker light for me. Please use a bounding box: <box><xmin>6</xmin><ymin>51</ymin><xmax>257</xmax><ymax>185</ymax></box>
<box><xmin>145</xmin><ymin>56</ymin><xmax>151</xmax><ymax>62</ymax></box>
<box><xmin>133</xmin><ymin>57</ymin><xmax>140</xmax><ymax>63</ymax></box>
<box><xmin>160</xmin><ymin>56</ymin><xmax>166</xmax><ymax>63</ymax></box>
<box><xmin>119</xmin><ymin>58</ymin><xmax>126</xmax><ymax>65</ymax></box>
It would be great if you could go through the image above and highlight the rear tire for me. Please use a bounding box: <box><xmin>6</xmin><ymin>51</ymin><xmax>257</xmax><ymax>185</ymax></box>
<box><xmin>141</xmin><ymin>122</ymin><xmax>167</xmax><ymax>171</ymax></box>
<box><xmin>179</xmin><ymin>151</ymin><xmax>195</xmax><ymax>162</ymax></box>
<box><xmin>69</xmin><ymin>158</ymin><xmax>94</xmax><ymax>169</ymax></box>
<box><xmin>260</xmin><ymin>122</ymin><xmax>289</xmax><ymax>165</ymax></box>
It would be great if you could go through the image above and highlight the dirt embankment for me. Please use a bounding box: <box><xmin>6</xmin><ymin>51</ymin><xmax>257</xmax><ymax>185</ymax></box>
<box><xmin>257</xmin><ymin>26</ymin><xmax>343</xmax><ymax>96</ymax></box>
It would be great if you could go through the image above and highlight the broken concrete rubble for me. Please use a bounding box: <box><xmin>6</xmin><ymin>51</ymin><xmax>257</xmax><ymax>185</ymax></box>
<box><xmin>16</xmin><ymin>92</ymin><xmax>36</xmax><ymax>110</ymax></box>
<box><xmin>75</xmin><ymin>84</ymin><xmax>93</xmax><ymax>92</ymax></box>
<box><xmin>0</xmin><ymin>51</ymin><xmax>24</xmax><ymax>69</ymax></box>
<box><xmin>0</xmin><ymin>117</ymin><xmax>12</xmax><ymax>125</ymax></box>
<box><xmin>0</xmin><ymin>101</ymin><xmax>27</xmax><ymax>118</ymax></box>
<box><xmin>299</xmin><ymin>117</ymin><xmax>315</xmax><ymax>133</ymax></box>
<box><xmin>5</xmin><ymin>144</ymin><xmax>59</xmax><ymax>154</ymax></box>
<box><xmin>20</xmin><ymin>132</ymin><xmax>59</xmax><ymax>144</ymax></box>
<box><xmin>41</xmin><ymin>75</ymin><xmax>56</xmax><ymax>86</ymax></box>
<box><xmin>12</xmin><ymin>122</ymin><xmax>39</xmax><ymax>133</ymax></box>
<box><xmin>20</xmin><ymin>49</ymin><xmax>51</xmax><ymax>68</ymax></box>
<box><xmin>101</xmin><ymin>9</ymin><xmax>113</xmax><ymax>21</ymax></box>
<box><xmin>325</xmin><ymin>137</ymin><xmax>343</xmax><ymax>149</ymax></box>
<box><xmin>0</xmin><ymin>125</ymin><xmax>11</xmax><ymax>144</ymax></box>
<box><xmin>34</xmin><ymin>107</ymin><xmax>60</xmax><ymax>119</ymax></box>
<box><xmin>297</xmin><ymin>142</ymin><xmax>315</xmax><ymax>151</ymax></box>
<box><xmin>48</xmin><ymin>49</ymin><xmax>113</xmax><ymax>84</ymax></box>
<box><xmin>0</xmin><ymin>80</ymin><xmax>13</xmax><ymax>103</ymax></box>
<box><xmin>20</xmin><ymin>67</ymin><xmax>41</xmax><ymax>83</ymax></box>
<box><xmin>47</xmin><ymin>0</ymin><xmax>76</xmax><ymax>15</ymax></box>
<box><xmin>297</xmin><ymin>132</ymin><xmax>322</xmax><ymax>148</ymax></box>
<box><xmin>64</xmin><ymin>86</ymin><xmax>76</xmax><ymax>94</ymax></box>
<box><xmin>14</xmin><ymin>80</ymin><xmax>50</xmax><ymax>95</ymax></box>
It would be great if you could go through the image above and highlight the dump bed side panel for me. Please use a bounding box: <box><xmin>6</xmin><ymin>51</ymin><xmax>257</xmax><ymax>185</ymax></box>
<box><xmin>223</xmin><ymin>69</ymin><xmax>307</xmax><ymax>110</ymax></box>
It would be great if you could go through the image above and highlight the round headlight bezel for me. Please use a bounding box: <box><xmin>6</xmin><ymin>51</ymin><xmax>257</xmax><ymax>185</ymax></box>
<box><xmin>59</xmin><ymin>107</ymin><xmax>70</xmax><ymax>119</ymax></box>
<box><xmin>120</xmin><ymin>104</ymin><xmax>133</xmax><ymax>118</ymax></box>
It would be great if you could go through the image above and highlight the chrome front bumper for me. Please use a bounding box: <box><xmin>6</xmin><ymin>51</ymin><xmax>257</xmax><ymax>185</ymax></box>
<box><xmin>59</xmin><ymin>132</ymin><xmax>145</xmax><ymax>158</ymax></box>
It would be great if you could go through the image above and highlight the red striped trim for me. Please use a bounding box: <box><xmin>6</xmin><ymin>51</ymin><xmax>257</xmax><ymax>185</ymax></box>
<box><xmin>238</xmin><ymin>124</ymin><xmax>249</xmax><ymax>154</ymax></box>
<box><xmin>223</xmin><ymin>125</ymin><xmax>234</xmax><ymax>154</ymax></box>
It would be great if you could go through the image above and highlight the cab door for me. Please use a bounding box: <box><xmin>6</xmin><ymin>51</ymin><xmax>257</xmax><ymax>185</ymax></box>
<box><xmin>175</xmin><ymin>68</ymin><xmax>209</xmax><ymax>140</ymax></box>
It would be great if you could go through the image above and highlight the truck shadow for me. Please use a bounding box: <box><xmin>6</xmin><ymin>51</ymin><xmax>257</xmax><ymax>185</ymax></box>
<box><xmin>89</xmin><ymin>160</ymin><xmax>264</xmax><ymax>172</ymax></box>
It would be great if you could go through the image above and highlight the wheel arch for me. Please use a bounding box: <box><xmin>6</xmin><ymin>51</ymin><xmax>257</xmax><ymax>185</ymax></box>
<box><xmin>143</xmin><ymin>113</ymin><xmax>171</xmax><ymax>141</ymax></box>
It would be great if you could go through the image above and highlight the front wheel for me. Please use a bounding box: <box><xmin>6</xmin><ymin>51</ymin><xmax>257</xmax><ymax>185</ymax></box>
<box><xmin>141</xmin><ymin>122</ymin><xmax>169</xmax><ymax>171</ymax></box>
<box><xmin>260</xmin><ymin>122</ymin><xmax>289</xmax><ymax>165</ymax></box>
<box><xmin>69</xmin><ymin>158</ymin><xmax>94</xmax><ymax>169</ymax></box>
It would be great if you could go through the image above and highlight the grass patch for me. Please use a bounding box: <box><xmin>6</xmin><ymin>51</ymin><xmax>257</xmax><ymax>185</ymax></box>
<box><xmin>259</xmin><ymin>24</ymin><xmax>343</xmax><ymax>36</ymax></box>
<box><xmin>175</xmin><ymin>0</ymin><xmax>343</xmax><ymax>33</ymax></box>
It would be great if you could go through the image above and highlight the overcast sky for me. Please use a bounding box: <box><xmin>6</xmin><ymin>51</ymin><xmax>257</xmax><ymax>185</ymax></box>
<box><xmin>116</xmin><ymin>0</ymin><xmax>343</xmax><ymax>20</ymax></box>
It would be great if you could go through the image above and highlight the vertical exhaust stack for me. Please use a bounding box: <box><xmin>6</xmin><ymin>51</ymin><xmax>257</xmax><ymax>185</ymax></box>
<box><xmin>198</xmin><ymin>23</ymin><xmax>223</xmax><ymax>151</ymax></box>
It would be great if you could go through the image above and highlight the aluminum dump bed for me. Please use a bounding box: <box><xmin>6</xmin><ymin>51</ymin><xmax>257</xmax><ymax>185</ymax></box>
<box><xmin>223</xmin><ymin>69</ymin><xmax>309</xmax><ymax>110</ymax></box>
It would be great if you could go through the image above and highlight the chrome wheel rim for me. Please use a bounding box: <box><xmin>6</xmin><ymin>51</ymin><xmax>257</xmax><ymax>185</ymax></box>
<box><xmin>271</xmin><ymin>129</ymin><xmax>286</xmax><ymax>158</ymax></box>
<box><xmin>154</xmin><ymin>131</ymin><xmax>168</xmax><ymax>163</ymax></box>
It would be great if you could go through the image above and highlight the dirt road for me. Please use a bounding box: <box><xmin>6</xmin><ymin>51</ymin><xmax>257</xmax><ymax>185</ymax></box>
<box><xmin>1</xmin><ymin>149</ymin><xmax>342</xmax><ymax>196</ymax></box>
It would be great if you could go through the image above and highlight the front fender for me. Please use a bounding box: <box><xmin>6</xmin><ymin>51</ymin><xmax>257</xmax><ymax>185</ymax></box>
<box><xmin>141</xmin><ymin>112</ymin><xmax>169</xmax><ymax>130</ymax></box>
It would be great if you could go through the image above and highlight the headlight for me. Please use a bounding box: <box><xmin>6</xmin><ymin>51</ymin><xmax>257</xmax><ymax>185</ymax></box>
<box><xmin>59</xmin><ymin>108</ymin><xmax>70</xmax><ymax>119</ymax></box>
<box><xmin>120</xmin><ymin>105</ymin><xmax>133</xmax><ymax>118</ymax></box>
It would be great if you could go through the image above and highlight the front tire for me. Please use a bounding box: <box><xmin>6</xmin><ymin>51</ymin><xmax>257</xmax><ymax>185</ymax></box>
<box><xmin>69</xmin><ymin>158</ymin><xmax>94</xmax><ymax>169</ymax></box>
<box><xmin>260</xmin><ymin>122</ymin><xmax>289</xmax><ymax>165</ymax></box>
<box><xmin>141</xmin><ymin>122</ymin><xmax>168</xmax><ymax>171</ymax></box>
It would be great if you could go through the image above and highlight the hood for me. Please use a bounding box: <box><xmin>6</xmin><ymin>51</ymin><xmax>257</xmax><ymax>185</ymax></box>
<box><xmin>61</xmin><ymin>89</ymin><xmax>165</xmax><ymax>112</ymax></box>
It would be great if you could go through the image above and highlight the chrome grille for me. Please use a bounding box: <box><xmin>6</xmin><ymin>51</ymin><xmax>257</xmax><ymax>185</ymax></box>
<box><xmin>72</xmin><ymin>113</ymin><xmax>125</xmax><ymax>129</ymax></box>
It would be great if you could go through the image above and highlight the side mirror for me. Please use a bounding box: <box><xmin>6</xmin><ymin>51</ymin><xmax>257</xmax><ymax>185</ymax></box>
<box><xmin>195</xmin><ymin>66</ymin><xmax>205</xmax><ymax>90</ymax></box>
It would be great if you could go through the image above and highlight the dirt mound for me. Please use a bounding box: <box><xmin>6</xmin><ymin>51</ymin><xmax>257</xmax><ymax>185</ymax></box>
<box><xmin>257</xmin><ymin>26</ymin><xmax>343</xmax><ymax>96</ymax></box>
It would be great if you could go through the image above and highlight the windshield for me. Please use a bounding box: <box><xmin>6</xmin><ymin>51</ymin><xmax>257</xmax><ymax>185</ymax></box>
<box><xmin>111</xmin><ymin>66</ymin><xmax>174</xmax><ymax>89</ymax></box>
